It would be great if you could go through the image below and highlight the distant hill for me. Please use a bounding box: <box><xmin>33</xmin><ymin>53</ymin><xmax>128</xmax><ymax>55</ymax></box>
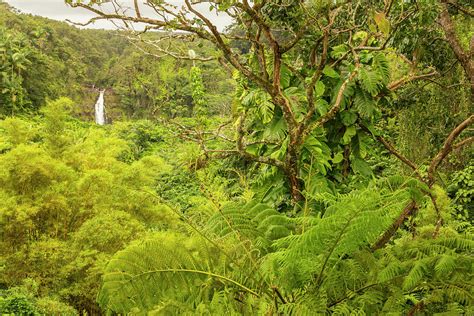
<box><xmin>0</xmin><ymin>2</ymin><xmax>233</xmax><ymax>120</ymax></box>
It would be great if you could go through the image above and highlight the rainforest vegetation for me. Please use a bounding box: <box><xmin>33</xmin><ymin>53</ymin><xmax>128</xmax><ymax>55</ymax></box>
<box><xmin>0</xmin><ymin>0</ymin><xmax>473</xmax><ymax>315</ymax></box>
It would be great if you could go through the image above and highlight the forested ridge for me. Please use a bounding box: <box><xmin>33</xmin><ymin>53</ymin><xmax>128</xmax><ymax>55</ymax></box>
<box><xmin>0</xmin><ymin>3</ymin><xmax>233</xmax><ymax>118</ymax></box>
<box><xmin>0</xmin><ymin>0</ymin><xmax>472</xmax><ymax>315</ymax></box>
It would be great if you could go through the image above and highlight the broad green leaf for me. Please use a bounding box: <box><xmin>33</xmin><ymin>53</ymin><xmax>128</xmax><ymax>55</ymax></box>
<box><xmin>315</xmin><ymin>81</ymin><xmax>325</xmax><ymax>97</ymax></box>
<box><xmin>270</xmin><ymin>137</ymin><xmax>288</xmax><ymax>159</ymax></box>
<box><xmin>304</xmin><ymin>135</ymin><xmax>322</xmax><ymax>150</ymax></box>
<box><xmin>240</xmin><ymin>90</ymin><xmax>255</xmax><ymax>107</ymax></box>
<box><xmin>342</xmin><ymin>126</ymin><xmax>356</xmax><ymax>144</ymax></box>
<box><xmin>246</xmin><ymin>143</ymin><xmax>260</xmax><ymax>156</ymax></box>
<box><xmin>332</xmin><ymin>152</ymin><xmax>344</xmax><ymax>164</ymax></box>
<box><xmin>353</xmin><ymin>31</ymin><xmax>368</xmax><ymax>42</ymax></box>
<box><xmin>351</xmin><ymin>157</ymin><xmax>373</xmax><ymax>177</ymax></box>
<box><xmin>340</xmin><ymin>111</ymin><xmax>357</xmax><ymax>126</ymax></box>
<box><xmin>280</xmin><ymin>64</ymin><xmax>291</xmax><ymax>88</ymax></box>
<box><xmin>356</xmin><ymin>132</ymin><xmax>369</xmax><ymax>158</ymax></box>
<box><xmin>316</xmin><ymin>99</ymin><xmax>329</xmax><ymax>116</ymax></box>
<box><xmin>323</xmin><ymin>65</ymin><xmax>339</xmax><ymax>78</ymax></box>
<box><xmin>374</xmin><ymin>11</ymin><xmax>390</xmax><ymax>36</ymax></box>
<box><xmin>364</xmin><ymin>124</ymin><xmax>377</xmax><ymax>136</ymax></box>
<box><xmin>330</xmin><ymin>44</ymin><xmax>348</xmax><ymax>58</ymax></box>
<box><xmin>259</xmin><ymin>100</ymin><xmax>274</xmax><ymax>124</ymax></box>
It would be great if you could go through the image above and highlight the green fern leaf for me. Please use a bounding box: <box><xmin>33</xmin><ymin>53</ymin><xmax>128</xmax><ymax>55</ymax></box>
<box><xmin>358</xmin><ymin>67</ymin><xmax>383</xmax><ymax>96</ymax></box>
<box><xmin>354</xmin><ymin>89</ymin><xmax>377</xmax><ymax>119</ymax></box>
<box><xmin>372</xmin><ymin>53</ymin><xmax>390</xmax><ymax>84</ymax></box>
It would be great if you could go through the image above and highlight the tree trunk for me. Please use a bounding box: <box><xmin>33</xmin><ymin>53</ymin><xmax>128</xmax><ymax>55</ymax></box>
<box><xmin>439</xmin><ymin>2</ymin><xmax>474</xmax><ymax>97</ymax></box>
<box><xmin>286</xmin><ymin>142</ymin><xmax>304</xmax><ymax>202</ymax></box>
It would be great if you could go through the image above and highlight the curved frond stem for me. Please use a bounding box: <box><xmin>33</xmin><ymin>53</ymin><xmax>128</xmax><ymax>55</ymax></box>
<box><xmin>137</xmin><ymin>189</ymin><xmax>264</xmax><ymax>287</ymax></box>
<box><xmin>315</xmin><ymin>213</ymin><xmax>358</xmax><ymax>288</ymax></box>
<box><xmin>327</xmin><ymin>282</ymin><xmax>383</xmax><ymax>308</ymax></box>
<box><xmin>130</xmin><ymin>269</ymin><xmax>261</xmax><ymax>297</ymax></box>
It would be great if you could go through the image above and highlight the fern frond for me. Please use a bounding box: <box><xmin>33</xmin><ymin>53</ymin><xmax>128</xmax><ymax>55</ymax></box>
<box><xmin>358</xmin><ymin>67</ymin><xmax>383</xmax><ymax>96</ymax></box>
<box><xmin>434</xmin><ymin>254</ymin><xmax>456</xmax><ymax>277</ymax></box>
<box><xmin>372</xmin><ymin>53</ymin><xmax>390</xmax><ymax>84</ymax></box>
<box><xmin>354</xmin><ymin>89</ymin><xmax>377</xmax><ymax>119</ymax></box>
<box><xmin>97</xmin><ymin>231</ymin><xmax>260</xmax><ymax>314</ymax></box>
<box><xmin>402</xmin><ymin>260</ymin><xmax>428</xmax><ymax>291</ymax></box>
<box><xmin>378</xmin><ymin>260</ymin><xmax>403</xmax><ymax>283</ymax></box>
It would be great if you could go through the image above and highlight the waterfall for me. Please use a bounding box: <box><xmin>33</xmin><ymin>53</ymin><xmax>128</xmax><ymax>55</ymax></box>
<box><xmin>94</xmin><ymin>89</ymin><xmax>106</xmax><ymax>125</ymax></box>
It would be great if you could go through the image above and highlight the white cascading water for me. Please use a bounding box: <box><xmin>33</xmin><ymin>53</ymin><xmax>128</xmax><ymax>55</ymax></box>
<box><xmin>94</xmin><ymin>89</ymin><xmax>106</xmax><ymax>125</ymax></box>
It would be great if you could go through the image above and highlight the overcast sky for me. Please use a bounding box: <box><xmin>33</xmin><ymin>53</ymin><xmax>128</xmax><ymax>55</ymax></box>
<box><xmin>4</xmin><ymin>0</ymin><xmax>232</xmax><ymax>30</ymax></box>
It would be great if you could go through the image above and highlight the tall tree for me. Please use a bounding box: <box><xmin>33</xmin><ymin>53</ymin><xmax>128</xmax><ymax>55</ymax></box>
<box><xmin>438</xmin><ymin>0</ymin><xmax>474</xmax><ymax>96</ymax></box>
<box><xmin>66</xmin><ymin>0</ymin><xmax>472</xmax><ymax>203</ymax></box>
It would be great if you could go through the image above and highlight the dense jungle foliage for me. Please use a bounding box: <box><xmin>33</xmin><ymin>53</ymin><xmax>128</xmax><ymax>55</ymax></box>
<box><xmin>0</xmin><ymin>3</ymin><xmax>233</xmax><ymax>118</ymax></box>
<box><xmin>0</xmin><ymin>0</ymin><xmax>473</xmax><ymax>315</ymax></box>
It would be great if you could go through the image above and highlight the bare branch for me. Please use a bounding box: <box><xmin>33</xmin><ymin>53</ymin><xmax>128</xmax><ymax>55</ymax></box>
<box><xmin>439</xmin><ymin>1</ymin><xmax>474</xmax><ymax>95</ymax></box>
<box><xmin>67</xmin><ymin>2</ymin><xmax>213</xmax><ymax>39</ymax></box>
<box><xmin>302</xmin><ymin>68</ymin><xmax>359</xmax><ymax>141</ymax></box>
<box><xmin>182</xmin><ymin>0</ymin><xmax>272</xmax><ymax>92</ymax></box>
<box><xmin>372</xmin><ymin>201</ymin><xmax>418</xmax><ymax>251</ymax></box>
<box><xmin>387</xmin><ymin>71</ymin><xmax>438</xmax><ymax>91</ymax></box>
<box><xmin>453</xmin><ymin>136</ymin><xmax>474</xmax><ymax>150</ymax></box>
<box><xmin>129</xmin><ymin>36</ymin><xmax>215</xmax><ymax>61</ymax></box>
<box><xmin>134</xmin><ymin>0</ymin><xmax>141</xmax><ymax>18</ymax></box>
<box><xmin>359</xmin><ymin>124</ymin><xmax>423</xmax><ymax>180</ymax></box>
<box><xmin>428</xmin><ymin>115</ymin><xmax>474</xmax><ymax>185</ymax></box>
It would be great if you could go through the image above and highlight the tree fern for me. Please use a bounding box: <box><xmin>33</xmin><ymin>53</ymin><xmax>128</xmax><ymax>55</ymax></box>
<box><xmin>97</xmin><ymin>200</ymin><xmax>294</xmax><ymax>314</ymax></box>
<box><xmin>373</xmin><ymin>232</ymin><xmax>474</xmax><ymax>313</ymax></box>
<box><xmin>96</xmin><ymin>178</ymin><xmax>473</xmax><ymax>314</ymax></box>
<box><xmin>97</xmin><ymin>231</ymin><xmax>257</xmax><ymax>314</ymax></box>
<box><xmin>263</xmin><ymin>184</ymin><xmax>413</xmax><ymax>302</ymax></box>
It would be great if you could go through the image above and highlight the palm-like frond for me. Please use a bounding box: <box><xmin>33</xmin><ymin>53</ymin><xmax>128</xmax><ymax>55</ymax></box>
<box><xmin>97</xmin><ymin>178</ymin><xmax>473</xmax><ymax>315</ymax></box>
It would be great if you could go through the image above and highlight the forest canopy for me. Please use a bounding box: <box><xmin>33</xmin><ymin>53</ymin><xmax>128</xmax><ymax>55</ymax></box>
<box><xmin>0</xmin><ymin>0</ymin><xmax>473</xmax><ymax>315</ymax></box>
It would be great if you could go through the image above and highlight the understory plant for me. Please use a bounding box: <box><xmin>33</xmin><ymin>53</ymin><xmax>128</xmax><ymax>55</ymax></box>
<box><xmin>97</xmin><ymin>176</ymin><xmax>473</xmax><ymax>314</ymax></box>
